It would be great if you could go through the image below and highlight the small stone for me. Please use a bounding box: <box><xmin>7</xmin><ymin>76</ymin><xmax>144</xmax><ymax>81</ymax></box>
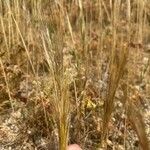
<box><xmin>143</xmin><ymin>57</ymin><xmax>149</xmax><ymax>64</ymax></box>
<box><xmin>27</xmin><ymin>130</ymin><xmax>32</xmax><ymax>134</ymax></box>
<box><xmin>67</xmin><ymin>144</ymin><xmax>82</xmax><ymax>150</ymax></box>
<box><xmin>8</xmin><ymin>146</ymin><xmax>11</xmax><ymax>150</ymax></box>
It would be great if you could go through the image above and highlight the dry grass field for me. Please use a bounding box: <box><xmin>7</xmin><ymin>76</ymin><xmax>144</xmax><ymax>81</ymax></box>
<box><xmin>0</xmin><ymin>0</ymin><xmax>150</xmax><ymax>149</ymax></box>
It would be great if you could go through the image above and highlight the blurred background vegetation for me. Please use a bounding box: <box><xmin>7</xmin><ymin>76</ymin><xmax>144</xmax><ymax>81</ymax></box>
<box><xmin>0</xmin><ymin>0</ymin><xmax>150</xmax><ymax>149</ymax></box>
